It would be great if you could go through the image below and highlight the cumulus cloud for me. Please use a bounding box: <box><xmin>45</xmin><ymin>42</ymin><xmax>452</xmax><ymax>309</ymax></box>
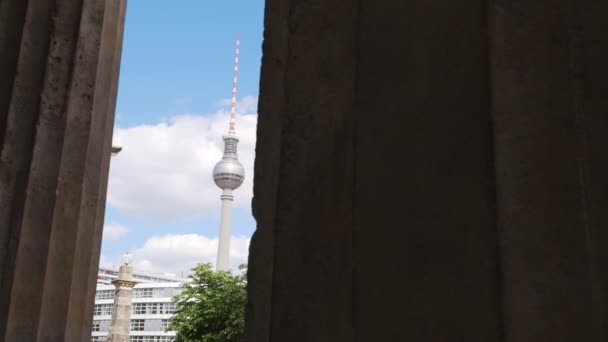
<box><xmin>107</xmin><ymin>96</ymin><xmax>257</xmax><ymax>219</ymax></box>
<box><xmin>102</xmin><ymin>223</ymin><xmax>130</xmax><ymax>241</ymax></box>
<box><xmin>120</xmin><ymin>234</ymin><xmax>250</xmax><ymax>275</ymax></box>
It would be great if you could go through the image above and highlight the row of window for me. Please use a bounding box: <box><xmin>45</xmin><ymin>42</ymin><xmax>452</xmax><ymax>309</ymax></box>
<box><xmin>96</xmin><ymin>290</ymin><xmax>115</xmax><ymax>300</ymax></box>
<box><xmin>133</xmin><ymin>302</ymin><xmax>176</xmax><ymax>315</ymax></box>
<box><xmin>130</xmin><ymin>337</ymin><xmax>174</xmax><ymax>342</ymax></box>
<box><xmin>92</xmin><ymin>319</ymin><xmax>170</xmax><ymax>333</ymax></box>
<box><xmin>215</xmin><ymin>172</ymin><xmax>244</xmax><ymax>179</ymax></box>
<box><xmin>131</xmin><ymin>319</ymin><xmax>145</xmax><ymax>331</ymax></box>
<box><xmin>94</xmin><ymin>302</ymin><xmax>176</xmax><ymax>316</ymax></box>
<box><xmin>130</xmin><ymin>319</ymin><xmax>170</xmax><ymax>331</ymax></box>
<box><xmin>216</xmin><ymin>176</ymin><xmax>243</xmax><ymax>183</ymax></box>
<box><xmin>96</xmin><ymin>287</ymin><xmax>177</xmax><ymax>300</ymax></box>
<box><xmin>94</xmin><ymin>304</ymin><xmax>113</xmax><ymax>316</ymax></box>
<box><xmin>91</xmin><ymin>337</ymin><xmax>174</xmax><ymax>342</ymax></box>
<box><xmin>134</xmin><ymin>287</ymin><xmax>166</xmax><ymax>298</ymax></box>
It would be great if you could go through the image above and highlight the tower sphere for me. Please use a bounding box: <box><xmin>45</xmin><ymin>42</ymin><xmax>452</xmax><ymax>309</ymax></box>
<box><xmin>213</xmin><ymin>157</ymin><xmax>245</xmax><ymax>190</ymax></box>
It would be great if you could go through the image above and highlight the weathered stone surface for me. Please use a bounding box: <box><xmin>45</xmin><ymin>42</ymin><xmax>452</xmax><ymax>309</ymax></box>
<box><xmin>247</xmin><ymin>0</ymin><xmax>608</xmax><ymax>341</ymax></box>
<box><xmin>490</xmin><ymin>2</ymin><xmax>590</xmax><ymax>341</ymax></box>
<box><xmin>0</xmin><ymin>0</ymin><xmax>126</xmax><ymax>340</ymax></box>
<box><xmin>67</xmin><ymin>1</ymin><xmax>127</xmax><ymax>341</ymax></box>
<box><xmin>107</xmin><ymin>265</ymin><xmax>137</xmax><ymax>342</ymax></box>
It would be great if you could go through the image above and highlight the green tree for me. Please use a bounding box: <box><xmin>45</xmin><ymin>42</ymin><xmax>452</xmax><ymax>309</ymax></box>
<box><xmin>168</xmin><ymin>263</ymin><xmax>247</xmax><ymax>342</ymax></box>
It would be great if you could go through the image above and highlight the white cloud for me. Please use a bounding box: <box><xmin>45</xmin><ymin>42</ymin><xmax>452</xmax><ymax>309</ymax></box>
<box><xmin>102</xmin><ymin>223</ymin><xmax>130</xmax><ymax>241</ymax></box>
<box><xmin>99</xmin><ymin>254</ymin><xmax>111</xmax><ymax>267</ymax></box>
<box><xmin>122</xmin><ymin>234</ymin><xmax>250</xmax><ymax>275</ymax></box>
<box><xmin>108</xmin><ymin>96</ymin><xmax>257</xmax><ymax>219</ymax></box>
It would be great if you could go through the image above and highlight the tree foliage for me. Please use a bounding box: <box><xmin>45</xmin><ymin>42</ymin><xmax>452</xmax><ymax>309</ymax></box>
<box><xmin>168</xmin><ymin>263</ymin><xmax>247</xmax><ymax>342</ymax></box>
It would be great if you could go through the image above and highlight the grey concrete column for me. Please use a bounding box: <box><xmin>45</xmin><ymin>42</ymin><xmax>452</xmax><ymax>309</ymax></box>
<box><xmin>0</xmin><ymin>0</ymin><xmax>126</xmax><ymax>340</ymax></box>
<box><xmin>65</xmin><ymin>1</ymin><xmax>127</xmax><ymax>341</ymax></box>
<box><xmin>108</xmin><ymin>264</ymin><xmax>137</xmax><ymax>342</ymax></box>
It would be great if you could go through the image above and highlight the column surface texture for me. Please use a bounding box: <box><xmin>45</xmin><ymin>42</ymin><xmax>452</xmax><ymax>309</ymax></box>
<box><xmin>107</xmin><ymin>265</ymin><xmax>137</xmax><ymax>342</ymax></box>
<box><xmin>246</xmin><ymin>0</ymin><xmax>608</xmax><ymax>341</ymax></box>
<box><xmin>0</xmin><ymin>0</ymin><xmax>127</xmax><ymax>340</ymax></box>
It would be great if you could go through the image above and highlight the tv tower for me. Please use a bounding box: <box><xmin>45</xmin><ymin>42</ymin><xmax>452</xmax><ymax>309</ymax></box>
<box><xmin>212</xmin><ymin>36</ymin><xmax>245</xmax><ymax>271</ymax></box>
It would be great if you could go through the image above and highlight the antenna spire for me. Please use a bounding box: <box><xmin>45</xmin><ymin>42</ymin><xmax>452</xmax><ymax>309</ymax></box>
<box><xmin>229</xmin><ymin>35</ymin><xmax>240</xmax><ymax>133</ymax></box>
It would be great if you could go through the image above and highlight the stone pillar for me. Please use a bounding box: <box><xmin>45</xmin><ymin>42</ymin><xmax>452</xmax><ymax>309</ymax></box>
<box><xmin>0</xmin><ymin>0</ymin><xmax>126</xmax><ymax>341</ymax></box>
<box><xmin>247</xmin><ymin>0</ymin><xmax>608</xmax><ymax>341</ymax></box>
<box><xmin>107</xmin><ymin>264</ymin><xmax>137</xmax><ymax>342</ymax></box>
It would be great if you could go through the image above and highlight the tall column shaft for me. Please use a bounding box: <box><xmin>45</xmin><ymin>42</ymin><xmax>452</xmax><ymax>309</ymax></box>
<box><xmin>69</xmin><ymin>1</ymin><xmax>127</xmax><ymax>341</ymax></box>
<box><xmin>247</xmin><ymin>0</ymin><xmax>608</xmax><ymax>341</ymax></box>
<box><xmin>217</xmin><ymin>189</ymin><xmax>234</xmax><ymax>271</ymax></box>
<box><xmin>108</xmin><ymin>265</ymin><xmax>137</xmax><ymax>342</ymax></box>
<box><xmin>0</xmin><ymin>0</ymin><xmax>126</xmax><ymax>340</ymax></box>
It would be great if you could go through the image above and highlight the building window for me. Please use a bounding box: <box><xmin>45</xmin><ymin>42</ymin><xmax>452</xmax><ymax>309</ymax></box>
<box><xmin>129</xmin><ymin>337</ymin><xmax>174</xmax><ymax>342</ymax></box>
<box><xmin>134</xmin><ymin>287</ymin><xmax>165</xmax><ymax>298</ymax></box>
<box><xmin>92</xmin><ymin>321</ymin><xmax>100</xmax><ymax>332</ymax></box>
<box><xmin>134</xmin><ymin>288</ymin><xmax>153</xmax><ymax>298</ymax></box>
<box><xmin>94</xmin><ymin>304</ymin><xmax>113</xmax><ymax>316</ymax></box>
<box><xmin>132</xmin><ymin>303</ymin><xmax>146</xmax><ymax>315</ymax></box>
<box><xmin>147</xmin><ymin>302</ymin><xmax>158</xmax><ymax>315</ymax></box>
<box><xmin>161</xmin><ymin>302</ymin><xmax>176</xmax><ymax>314</ymax></box>
<box><xmin>95</xmin><ymin>290</ymin><xmax>115</xmax><ymax>300</ymax></box>
<box><xmin>131</xmin><ymin>319</ymin><xmax>145</xmax><ymax>331</ymax></box>
<box><xmin>160</xmin><ymin>319</ymin><xmax>170</xmax><ymax>330</ymax></box>
<box><xmin>131</xmin><ymin>301</ymin><xmax>175</xmax><ymax>315</ymax></box>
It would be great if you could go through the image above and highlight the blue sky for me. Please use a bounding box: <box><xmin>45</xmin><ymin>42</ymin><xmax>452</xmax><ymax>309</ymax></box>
<box><xmin>101</xmin><ymin>0</ymin><xmax>264</xmax><ymax>275</ymax></box>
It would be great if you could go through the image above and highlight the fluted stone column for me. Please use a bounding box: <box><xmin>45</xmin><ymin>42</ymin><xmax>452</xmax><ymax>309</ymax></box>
<box><xmin>247</xmin><ymin>0</ymin><xmax>608</xmax><ymax>341</ymax></box>
<box><xmin>107</xmin><ymin>264</ymin><xmax>137</xmax><ymax>342</ymax></box>
<box><xmin>0</xmin><ymin>0</ymin><xmax>127</xmax><ymax>341</ymax></box>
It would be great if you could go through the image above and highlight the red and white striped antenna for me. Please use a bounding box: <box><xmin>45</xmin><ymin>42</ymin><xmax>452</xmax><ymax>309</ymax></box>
<box><xmin>229</xmin><ymin>35</ymin><xmax>240</xmax><ymax>133</ymax></box>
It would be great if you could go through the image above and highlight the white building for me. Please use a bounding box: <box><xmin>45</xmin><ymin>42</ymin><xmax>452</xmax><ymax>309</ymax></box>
<box><xmin>91</xmin><ymin>268</ymin><xmax>187</xmax><ymax>342</ymax></box>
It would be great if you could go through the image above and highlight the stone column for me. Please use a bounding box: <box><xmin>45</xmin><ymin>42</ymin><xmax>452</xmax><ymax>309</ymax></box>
<box><xmin>247</xmin><ymin>0</ymin><xmax>608</xmax><ymax>341</ymax></box>
<box><xmin>107</xmin><ymin>264</ymin><xmax>137</xmax><ymax>342</ymax></box>
<box><xmin>0</xmin><ymin>0</ymin><xmax>126</xmax><ymax>340</ymax></box>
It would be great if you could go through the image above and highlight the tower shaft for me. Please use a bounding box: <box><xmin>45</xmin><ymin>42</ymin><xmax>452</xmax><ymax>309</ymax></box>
<box><xmin>216</xmin><ymin>189</ymin><xmax>234</xmax><ymax>271</ymax></box>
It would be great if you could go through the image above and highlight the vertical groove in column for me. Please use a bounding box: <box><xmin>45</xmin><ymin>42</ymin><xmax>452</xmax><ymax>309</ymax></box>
<box><xmin>80</xmin><ymin>2</ymin><xmax>128</xmax><ymax>340</ymax></box>
<box><xmin>489</xmin><ymin>1</ymin><xmax>594</xmax><ymax>341</ymax></box>
<box><xmin>67</xmin><ymin>1</ymin><xmax>127</xmax><ymax>340</ymax></box>
<box><xmin>565</xmin><ymin>1</ymin><xmax>600</xmax><ymax>340</ymax></box>
<box><xmin>35</xmin><ymin>0</ymin><xmax>106</xmax><ymax>340</ymax></box>
<box><xmin>486</xmin><ymin>0</ymin><xmax>507</xmax><ymax>340</ymax></box>
<box><xmin>354</xmin><ymin>0</ymin><xmax>500</xmax><ymax>340</ymax></box>
<box><xmin>0</xmin><ymin>0</ymin><xmax>29</xmax><ymax>145</ymax></box>
<box><xmin>3</xmin><ymin>0</ymin><xmax>86</xmax><ymax>340</ymax></box>
<box><xmin>266</xmin><ymin>0</ymin><xmax>357</xmax><ymax>340</ymax></box>
<box><xmin>350</xmin><ymin>0</ymin><xmax>361</xmax><ymax>340</ymax></box>
<box><xmin>0</xmin><ymin>0</ymin><xmax>55</xmax><ymax>337</ymax></box>
<box><xmin>565</xmin><ymin>2</ymin><xmax>608</xmax><ymax>340</ymax></box>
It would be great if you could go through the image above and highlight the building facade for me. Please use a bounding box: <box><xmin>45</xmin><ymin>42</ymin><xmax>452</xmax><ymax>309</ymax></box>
<box><xmin>92</xmin><ymin>268</ymin><xmax>186</xmax><ymax>342</ymax></box>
